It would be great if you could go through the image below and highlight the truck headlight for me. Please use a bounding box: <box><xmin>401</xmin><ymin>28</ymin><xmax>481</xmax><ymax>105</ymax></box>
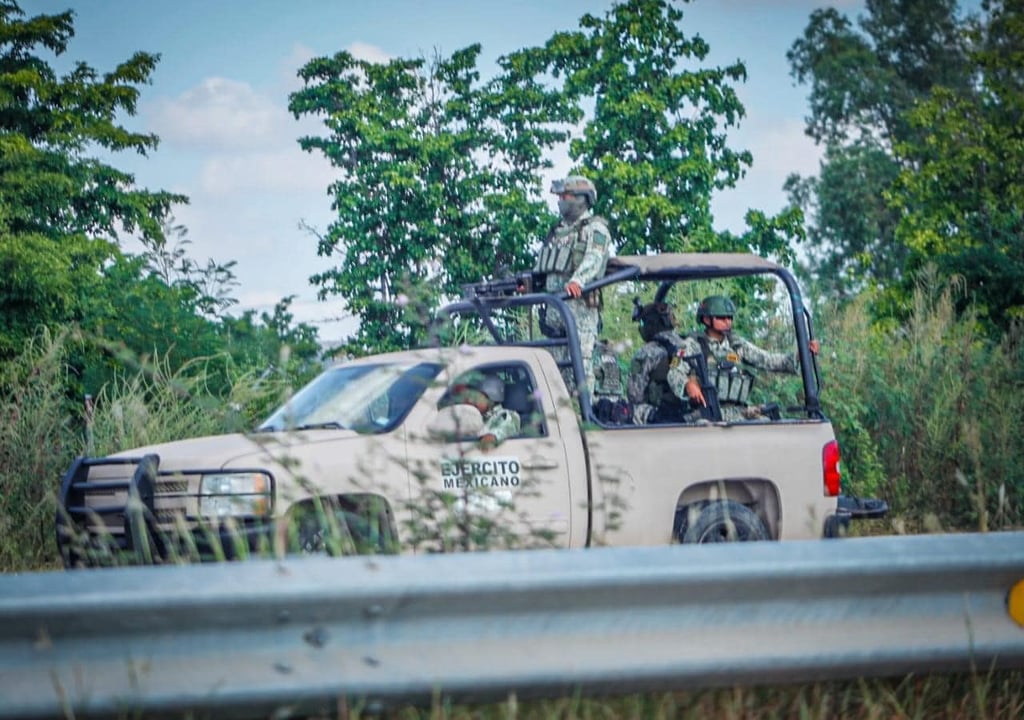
<box><xmin>199</xmin><ymin>472</ymin><xmax>273</xmax><ymax>518</ymax></box>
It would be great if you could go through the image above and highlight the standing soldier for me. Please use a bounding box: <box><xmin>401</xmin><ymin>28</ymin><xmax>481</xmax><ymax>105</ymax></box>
<box><xmin>533</xmin><ymin>175</ymin><xmax>612</xmax><ymax>398</ymax></box>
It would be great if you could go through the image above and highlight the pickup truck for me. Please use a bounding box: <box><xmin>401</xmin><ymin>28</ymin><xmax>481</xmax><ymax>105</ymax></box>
<box><xmin>56</xmin><ymin>253</ymin><xmax>882</xmax><ymax>567</ymax></box>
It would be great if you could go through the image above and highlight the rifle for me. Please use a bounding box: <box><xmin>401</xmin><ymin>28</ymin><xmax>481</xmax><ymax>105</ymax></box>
<box><xmin>461</xmin><ymin>271</ymin><xmax>542</xmax><ymax>299</ymax></box>
<box><xmin>680</xmin><ymin>351</ymin><xmax>723</xmax><ymax>422</ymax></box>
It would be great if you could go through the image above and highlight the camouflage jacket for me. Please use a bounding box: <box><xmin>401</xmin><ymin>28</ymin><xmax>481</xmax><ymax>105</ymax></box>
<box><xmin>626</xmin><ymin>331</ymin><xmax>689</xmax><ymax>406</ymax></box>
<box><xmin>536</xmin><ymin>210</ymin><xmax>611</xmax><ymax>292</ymax></box>
<box><xmin>481</xmin><ymin>404</ymin><xmax>521</xmax><ymax>445</ymax></box>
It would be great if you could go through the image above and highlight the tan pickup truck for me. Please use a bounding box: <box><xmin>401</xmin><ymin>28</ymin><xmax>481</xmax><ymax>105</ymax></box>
<box><xmin>57</xmin><ymin>254</ymin><xmax>883</xmax><ymax>567</ymax></box>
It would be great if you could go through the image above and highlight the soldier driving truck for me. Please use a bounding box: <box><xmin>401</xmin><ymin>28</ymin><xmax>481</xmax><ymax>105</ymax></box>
<box><xmin>56</xmin><ymin>253</ymin><xmax>887</xmax><ymax>568</ymax></box>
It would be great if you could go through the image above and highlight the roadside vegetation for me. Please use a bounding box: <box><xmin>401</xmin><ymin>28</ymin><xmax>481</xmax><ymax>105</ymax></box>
<box><xmin>383</xmin><ymin>671</ymin><xmax>1024</xmax><ymax>719</ymax></box>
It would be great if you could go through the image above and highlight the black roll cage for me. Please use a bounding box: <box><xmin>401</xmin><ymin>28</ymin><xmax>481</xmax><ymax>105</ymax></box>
<box><xmin>434</xmin><ymin>254</ymin><xmax>824</xmax><ymax>424</ymax></box>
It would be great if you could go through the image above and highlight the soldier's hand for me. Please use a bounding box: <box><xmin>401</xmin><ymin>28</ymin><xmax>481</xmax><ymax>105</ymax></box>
<box><xmin>809</xmin><ymin>339</ymin><xmax>821</xmax><ymax>355</ymax></box>
<box><xmin>479</xmin><ymin>433</ymin><xmax>498</xmax><ymax>450</ymax></box>
<box><xmin>685</xmin><ymin>376</ymin><xmax>706</xmax><ymax>406</ymax></box>
<box><xmin>565</xmin><ymin>281</ymin><xmax>583</xmax><ymax>298</ymax></box>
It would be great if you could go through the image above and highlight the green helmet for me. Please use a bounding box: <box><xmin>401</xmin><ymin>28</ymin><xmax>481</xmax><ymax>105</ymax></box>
<box><xmin>637</xmin><ymin>301</ymin><xmax>676</xmax><ymax>341</ymax></box>
<box><xmin>550</xmin><ymin>175</ymin><xmax>597</xmax><ymax>208</ymax></box>
<box><xmin>696</xmin><ymin>295</ymin><xmax>736</xmax><ymax>324</ymax></box>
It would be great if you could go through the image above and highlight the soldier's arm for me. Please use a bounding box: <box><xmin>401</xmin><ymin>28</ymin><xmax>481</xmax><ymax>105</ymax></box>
<box><xmin>670</xmin><ymin>337</ymin><xmax>706</xmax><ymax>403</ymax></box>
<box><xmin>479</xmin><ymin>406</ymin><xmax>522</xmax><ymax>449</ymax></box>
<box><xmin>626</xmin><ymin>346</ymin><xmax>664</xmax><ymax>404</ymax></box>
<box><xmin>733</xmin><ymin>335</ymin><xmax>798</xmax><ymax>374</ymax></box>
<box><xmin>569</xmin><ymin>221</ymin><xmax>611</xmax><ymax>287</ymax></box>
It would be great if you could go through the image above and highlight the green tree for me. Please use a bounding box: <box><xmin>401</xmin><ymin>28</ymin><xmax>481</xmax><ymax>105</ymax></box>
<box><xmin>290</xmin><ymin>45</ymin><xmax>576</xmax><ymax>354</ymax></box>
<box><xmin>0</xmin><ymin>0</ymin><xmax>186</xmax><ymax>356</ymax></box>
<box><xmin>540</xmin><ymin>0</ymin><xmax>791</xmax><ymax>258</ymax></box>
<box><xmin>785</xmin><ymin>0</ymin><xmax>974</xmax><ymax>297</ymax></box>
<box><xmin>1</xmin><ymin>1</ymin><xmax>323</xmax><ymax>405</ymax></box>
<box><xmin>888</xmin><ymin>0</ymin><xmax>1024</xmax><ymax>329</ymax></box>
<box><xmin>292</xmin><ymin>0</ymin><xmax>806</xmax><ymax>355</ymax></box>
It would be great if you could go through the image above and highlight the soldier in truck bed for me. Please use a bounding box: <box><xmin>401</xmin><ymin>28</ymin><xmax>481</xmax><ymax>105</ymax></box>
<box><xmin>626</xmin><ymin>300</ymin><xmax>691</xmax><ymax>425</ymax></box>
<box><xmin>669</xmin><ymin>295</ymin><xmax>821</xmax><ymax>422</ymax></box>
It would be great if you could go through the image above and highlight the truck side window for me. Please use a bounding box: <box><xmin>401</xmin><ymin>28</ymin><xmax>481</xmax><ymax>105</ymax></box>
<box><xmin>438</xmin><ymin>363</ymin><xmax>546</xmax><ymax>440</ymax></box>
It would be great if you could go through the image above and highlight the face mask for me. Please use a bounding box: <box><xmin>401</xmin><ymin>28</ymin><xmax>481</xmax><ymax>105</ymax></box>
<box><xmin>558</xmin><ymin>196</ymin><xmax>587</xmax><ymax>222</ymax></box>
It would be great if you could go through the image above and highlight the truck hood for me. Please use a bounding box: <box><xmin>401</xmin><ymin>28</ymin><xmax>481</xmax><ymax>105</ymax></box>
<box><xmin>110</xmin><ymin>428</ymin><xmax>368</xmax><ymax>470</ymax></box>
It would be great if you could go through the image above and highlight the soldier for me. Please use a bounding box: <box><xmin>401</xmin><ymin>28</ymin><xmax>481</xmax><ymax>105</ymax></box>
<box><xmin>592</xmin><ymin>339</ymin><xmax>630</xmax><ymax>424</ymax></box>
<box><xmin>442</xmin><ymin>375</ymin><xmax>521</xmax><ymax>449</ymax></box>
<box><xmin>533</xmin><ymin>175</ymin><xmax>612</xmax><ymax>399</ymax></box>
<box><xmin>668</xmin><ymin>295</ymin><xmax>821</xmax><ymax>422</ymax></box>
<box><xmin>626</xmin><ymin>300</ymin><xmax>690</xmax><ymax>424</ymax></box>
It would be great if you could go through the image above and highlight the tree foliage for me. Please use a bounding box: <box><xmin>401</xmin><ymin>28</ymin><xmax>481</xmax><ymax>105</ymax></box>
<box><xmin>888</xmin><ymin>0</ymin><xmax>1024</xmax><ymax>328</ymax></box>
<box><xmin>784</xmin><ymin>0</ymin><xmax>974</xmax><ymax>297</ymax></box>
<box><xmin>0</xmin><ymin>0</ymin><xmax>183</xmax><ymax>356</ymax></box>
<box><xmin>1</xmin><ymin>1</ymin><xmax>323</xmax><ymax>404</ymax></box>
<box><xmin>290</xmin><ymin>45</ymin><xmax>577</xmax><ymax>354</ymax></box>
<box><xmin>540</xmin><ymin>0</ymin><xmax>776</xmax><ymax>256</ymax></box>
<box><xmin>292</xmin><ymin>0</ymin><xmax>802</xmax><ymax>354</ymax></box>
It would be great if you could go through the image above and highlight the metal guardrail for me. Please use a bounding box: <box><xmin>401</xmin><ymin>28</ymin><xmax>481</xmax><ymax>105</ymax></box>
<box><xmin>2</xmin><ymin>532</ymin><xmax>1023</xmax><ymax>719</ymax></box>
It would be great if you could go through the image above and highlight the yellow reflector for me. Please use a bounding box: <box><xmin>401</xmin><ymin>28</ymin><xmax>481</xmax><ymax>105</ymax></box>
<box><xmin>1010</xmin><ymin>580</ymin><xmax>1024</xmax><ymax>628</ymax></box>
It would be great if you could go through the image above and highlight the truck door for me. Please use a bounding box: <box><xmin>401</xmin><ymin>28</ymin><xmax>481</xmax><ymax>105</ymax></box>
<box><xmin>404</xmin><ymin>361</ymin><xmax>575</xmax><ymax>550</ymax></box>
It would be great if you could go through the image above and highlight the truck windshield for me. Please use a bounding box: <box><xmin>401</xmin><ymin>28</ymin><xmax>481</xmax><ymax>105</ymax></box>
<box><xmin>258</xmin><ymin>362</ymin><xmax>442</xmax><ymax>434</ymax></box>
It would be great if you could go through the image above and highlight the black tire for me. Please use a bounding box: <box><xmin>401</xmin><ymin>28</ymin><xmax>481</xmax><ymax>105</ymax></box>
<box><xmin>681</xmin><ymin>500</ymin><xmax>770</xmax><ymax>543</ymax></box>
<box><xmin>291</xmin><ymin>497</ymin><xmax>396</xmax><ymax>556</ymax></box>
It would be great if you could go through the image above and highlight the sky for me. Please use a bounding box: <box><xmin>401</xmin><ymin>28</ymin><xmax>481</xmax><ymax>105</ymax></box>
<box><xmin>28</xmin><ymin>0</ymin><xmax>864</xmax><ymax>343</ymax></box>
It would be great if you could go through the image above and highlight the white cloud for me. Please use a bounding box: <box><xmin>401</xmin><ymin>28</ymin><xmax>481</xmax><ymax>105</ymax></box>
<box><xmin>149</xmin><ymin>77</ymin><xmax>285</xmax><ymax>150</ymax></box>
<box><xmin>348</xmin><ymin>41</ymin><xmax>391</xmax><ymax>65</ymax></box>
<box><xmin>198</xmin><ymin>147</ymin><xmax>336</xmax><ymax>195</ymax></box>
<box><xmin>745</xmin><ymin>117</ymin><xmax>822</xmax><ymax>181</ymax></box>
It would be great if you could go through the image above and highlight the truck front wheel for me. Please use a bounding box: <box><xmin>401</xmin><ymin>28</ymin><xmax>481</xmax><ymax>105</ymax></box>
<box><xmin>680</xmin><ymin>500</ymin><xmax>769</xmax><ymax>543</ymax></box>
<box><xmin>288</xmin><ymin>496</ymin><xmax>396</xmax><ymax>556</ymax></box>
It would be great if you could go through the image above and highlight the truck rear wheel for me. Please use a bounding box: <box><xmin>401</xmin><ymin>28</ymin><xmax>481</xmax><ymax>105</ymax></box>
<box><xmin>681</xmin><ymin>500</ymin><xmax>769</xmax><ymax>543</ymax></box>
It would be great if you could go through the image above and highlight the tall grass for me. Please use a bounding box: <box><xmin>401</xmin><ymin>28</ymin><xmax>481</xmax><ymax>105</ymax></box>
<box><xmin>816</xmin><ymin>273</ymin><xmax>1023</xmax><ymax>532</ymax></box>
<box><xmin>0</xmin><ymin>330</ymin><xmax>81</xmax><ymax>572</ymax></box>
<box><xmin>281</xmin><ymin>670</ymin><xmax>1024</xmax><ymax>719</ymax></box>
<box><xmin>0</xmin><ymin>331</ymin><xmax>290</xmax><ymax>572</ymax></box>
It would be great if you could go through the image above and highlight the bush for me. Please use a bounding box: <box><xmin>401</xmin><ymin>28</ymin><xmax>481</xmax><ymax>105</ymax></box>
<box><xmin>817</xmin><ymin>274</ymin><xmax>1023</xmax><ymax>531</ymax></box>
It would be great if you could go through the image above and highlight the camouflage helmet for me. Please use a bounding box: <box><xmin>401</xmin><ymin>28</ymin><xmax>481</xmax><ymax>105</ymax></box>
<box><xmin>696</xmin><ymin>295</ymin><xmax>736</xmax><ymax>324</ymax></box>
<box><xmin>550</xmin><ymin>175</ymin><xmax>597</xmax><ymax>208</ymax></box>
<box><xmin>637</xmin><ymin>301</ymin><xmax>676</xmax><ymax>342</ymax></box>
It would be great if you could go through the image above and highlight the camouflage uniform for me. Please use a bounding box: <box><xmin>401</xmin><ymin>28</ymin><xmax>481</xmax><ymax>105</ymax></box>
<box><xmin>480</xmin><ymin>404</ymin><xmax>521</xmax><ymax>445</ymax></box>
<box><xmin>593</xmin><ymin>340</ymin><xmax>624</xmax><ymax>398</ymax></box>
<box><xmin>592</xmin><ymin>340</ymin><xmax>630</xmax><ymax>424</ymax></box>
<box><xmin>627</xmin><ymin>330</ymin><xmax>689</xmax><ymax>424</ymax></box>
<box><xmin>535</xmin><ymin>209</ymin><xmax>611</xmax><ymax>398</ymax></box>
<box><xmin>668</xmin><ymin>332</ymin><xmax>800</xmax><ymax>422</ymax></box>
<box><xmin>444</xmin><ymin>377</ymin><xmax>521</xmax><ymax>446</ymax></box>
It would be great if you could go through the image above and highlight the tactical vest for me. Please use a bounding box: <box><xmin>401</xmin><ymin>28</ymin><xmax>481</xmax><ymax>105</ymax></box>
<box><xmin>535</xmin><ymin>215</ymin><xmax>608</xmax><ymax>275</ymax></box>
<box><xmin>593</xmin><ymin>342</ymin><xmax>623</xmax><ymax>397</ymax></box>
<box><xmin>687</xmin><ymin>333</ymin><xmax>755</xmax><ymax>404</ymax></box>
<box><xmin>644</xmin><ymin>336</ymin><xmax>686</xmax><ymax>412</ymax></box>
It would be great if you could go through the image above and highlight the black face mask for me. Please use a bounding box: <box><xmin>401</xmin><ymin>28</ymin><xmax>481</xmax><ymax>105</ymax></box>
<box><xmin>557</xmin><ymin>196</ymin><xmax>587</xmax><ymax>222</ymax></box>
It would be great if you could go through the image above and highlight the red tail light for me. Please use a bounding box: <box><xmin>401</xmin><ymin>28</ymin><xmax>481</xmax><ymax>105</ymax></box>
<box><xmin>823</xmin><ymin>440</ymin><xmax>841</xmax><ymax>497</ymax></box>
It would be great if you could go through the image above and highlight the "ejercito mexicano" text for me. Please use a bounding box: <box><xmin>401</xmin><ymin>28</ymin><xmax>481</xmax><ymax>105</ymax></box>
<box><xmin>441</xmin><ymin>459</ymin><xmax>521</xmax><ymax>490</ymax></box>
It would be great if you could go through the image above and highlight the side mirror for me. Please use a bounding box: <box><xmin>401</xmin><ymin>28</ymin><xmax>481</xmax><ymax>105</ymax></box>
<box><xmin>428</xmin><ymin>405</ymin><xmax>484</xmax><ymax>440</ymax></box>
